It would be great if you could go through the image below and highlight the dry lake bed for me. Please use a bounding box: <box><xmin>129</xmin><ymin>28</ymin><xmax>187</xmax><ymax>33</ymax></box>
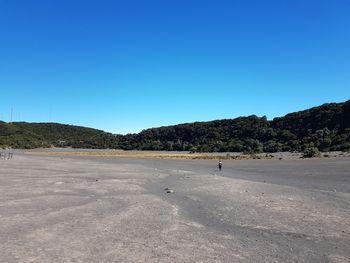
<box><xmin>0</xmin><ymin>153</ymin><xmax>349</xmax><ymax>262</ymax></box>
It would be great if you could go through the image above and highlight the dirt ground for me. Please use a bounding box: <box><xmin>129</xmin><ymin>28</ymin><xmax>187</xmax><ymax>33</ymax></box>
<box><xmin>0</xmin><ymin>153</ymin><xmax>349</xmax><ymax>262</ymax></box>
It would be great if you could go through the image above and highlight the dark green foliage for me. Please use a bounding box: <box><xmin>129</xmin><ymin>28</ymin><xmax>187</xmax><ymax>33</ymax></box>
<box><xmin>303</xmin><ymin>147</ymin><xmax>321</xmax><ymax>158</ymax></box>
<box><xmin>0</xmin><ymin>100</ymin><xmax>349</xmax><ymax>152</ymax></box>
<box><xmin>0</xmin><ymin>122</ymin><xmax>119</xmax><ymax>149</ymax></box>
<box><xmin>119</xmin><ymin>100</ymin><xmax>350</xmax><ymax>153</ymax></box>
<box><xmin>120</xmin><ymin>100</ymin><xmax>350</xmax><ymax>153</ymax></box>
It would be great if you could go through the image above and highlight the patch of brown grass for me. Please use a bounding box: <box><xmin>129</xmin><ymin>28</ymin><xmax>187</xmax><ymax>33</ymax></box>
<box><xmin>26</xmin><ymin>151</ymin><xmax>254</xmax><ymax>160</ymax></box>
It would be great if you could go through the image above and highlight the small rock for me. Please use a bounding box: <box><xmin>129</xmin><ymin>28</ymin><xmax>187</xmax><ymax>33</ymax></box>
<box><xmin>262</xmin><ymin>232</ymin><xmax>269</xmax><ymax>238</ymax></box>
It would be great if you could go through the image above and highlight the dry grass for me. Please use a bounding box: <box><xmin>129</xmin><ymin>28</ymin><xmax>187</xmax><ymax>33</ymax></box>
<box><xmin>26</xmin><ymin>150</ymin><xmax>350</xmax><ymax>160</ymax></box>
<box><xmin>26</xmin><ymin>150</ymin><xmax>259</xmax><ymax>160</ymax></box>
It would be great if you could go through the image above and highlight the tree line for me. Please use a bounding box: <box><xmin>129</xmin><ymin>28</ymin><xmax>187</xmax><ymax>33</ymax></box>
<box><xmin>1</xmin><ymin>100</ymin><xmax>349</xmax><ymax>153</ymax></box>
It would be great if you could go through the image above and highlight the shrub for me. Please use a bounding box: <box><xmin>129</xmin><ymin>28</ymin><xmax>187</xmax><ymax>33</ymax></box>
<box><xmin>302</xmin><ymin>147</ymin><xmax>321</xmax><ymax>158</ymax></box>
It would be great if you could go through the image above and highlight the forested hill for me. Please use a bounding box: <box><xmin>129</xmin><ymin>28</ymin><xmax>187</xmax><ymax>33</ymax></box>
<box><xmin>0</xmin><ymin>122</ymin><xmax>118</xmax><ymax>149</ymax></box>
<box><xmin>1</xmin><ymin>100</ymin><xmax>350</xmax><ymax>152</ymax></box>
<box><xmin>118</xmin><ymin>100</ymin><xmax>350</xmax><ymax>152</ymax></box>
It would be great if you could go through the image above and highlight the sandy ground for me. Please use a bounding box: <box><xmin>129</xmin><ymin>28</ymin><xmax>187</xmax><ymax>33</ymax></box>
<box><xmin>0</xmin><ymin>154</ymin><xmax>349</xmax><ymax>263</ymax></box>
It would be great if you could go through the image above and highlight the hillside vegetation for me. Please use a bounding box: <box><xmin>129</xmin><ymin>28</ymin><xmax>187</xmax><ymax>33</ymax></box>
<box><xmin>1</xmin><ymin>100</ymin><xmax>350</xmax><ymax>152</ymax></box>
<box><xmin>0</xmin><ymin>122</ymin><xmax>118</xmax><ymax>149</ymax></box>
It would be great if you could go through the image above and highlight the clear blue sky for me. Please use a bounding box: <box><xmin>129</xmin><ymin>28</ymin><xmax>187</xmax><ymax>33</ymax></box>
<box><xmin>0</xmin><ymin>0</ymin><xmax>349</xmax><ymax>134</ymax></box>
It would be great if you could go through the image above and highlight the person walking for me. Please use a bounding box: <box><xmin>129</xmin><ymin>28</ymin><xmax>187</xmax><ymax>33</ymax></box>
<box><xmin>218</xmin><ymin>160</ymin><xmax>222</xmax><ymax>171</ymax></box>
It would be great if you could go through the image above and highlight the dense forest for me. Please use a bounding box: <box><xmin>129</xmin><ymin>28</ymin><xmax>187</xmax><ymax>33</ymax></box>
<box><xmin>0</xmin><ymin>122</ymin><xmax>118</xmax><ymax>149</ymax></box>
<box><xmin>1</xmin><ymin>100</ymin><xmax>350</xmax><ymax>153</ymax></box>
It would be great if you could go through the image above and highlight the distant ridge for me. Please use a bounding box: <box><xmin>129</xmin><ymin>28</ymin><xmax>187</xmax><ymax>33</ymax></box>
<box><xmin>1</xmin><ymin>100</ymin><xmax>350</xmax><ymax>152</ymax></box>
<box><xmin>0</xmin><ymin>122</ymin><xmax>117</xmax><ymax>149</ymax></box>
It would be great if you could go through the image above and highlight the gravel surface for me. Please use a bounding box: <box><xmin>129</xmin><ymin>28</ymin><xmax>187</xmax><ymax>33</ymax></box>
<box><xmin>1</xmin><ymin>154</ymin><xmax>349</xmax><ymax>262</ymax></box>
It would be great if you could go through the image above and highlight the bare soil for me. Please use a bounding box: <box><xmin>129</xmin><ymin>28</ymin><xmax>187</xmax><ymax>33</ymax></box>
<box><xmin>0</xmin><ymin>153</ymin><xmax>349</xmax><ymax>262</ymax></box>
